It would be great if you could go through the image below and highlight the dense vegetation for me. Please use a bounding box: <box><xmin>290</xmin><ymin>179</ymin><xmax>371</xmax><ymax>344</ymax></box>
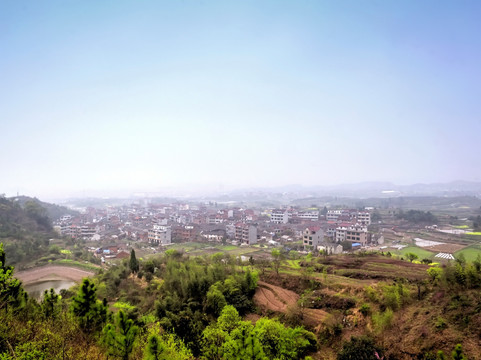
<box><xmin>396</xmin><ymin>209</ymin><xmax>437</xmax><ymax>224</ymax></box>
<box><xmin>0</xmin><ymin>196</ymin><xmax>58</xmax><ymax>265</ymax></box>
<box><xmin>0</xmin><ymin>244</ymin><xmax>318</xmax><ymax>359</ymax></box>
<box><xmin>1</xmin><ymin>198</ymin><xmax>480</xmax><ymax>359</ymax></box>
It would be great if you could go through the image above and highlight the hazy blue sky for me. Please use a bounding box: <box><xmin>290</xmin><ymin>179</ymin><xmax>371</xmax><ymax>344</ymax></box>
<box><xmin>1</xmin><ymin>0</ymin><xmax>481</xmax><ymax>199</ymax></box>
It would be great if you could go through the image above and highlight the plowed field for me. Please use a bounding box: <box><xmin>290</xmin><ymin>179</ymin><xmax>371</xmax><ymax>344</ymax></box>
<box><xmin>254</xmin><ymin>281</ymin><xmax>327</xmax><ymax>326</ymax></box>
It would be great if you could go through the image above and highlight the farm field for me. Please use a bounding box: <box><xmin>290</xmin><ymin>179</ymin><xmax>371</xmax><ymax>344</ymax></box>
<box><xmin>454</xmin><ymin>244</ymin><xmax>481</xmax><ymax>262</ymax></box>
<box><xmin>393</xmin><ymin>246</ymin><xmax>435</xmax><ymax>259</ymax></box>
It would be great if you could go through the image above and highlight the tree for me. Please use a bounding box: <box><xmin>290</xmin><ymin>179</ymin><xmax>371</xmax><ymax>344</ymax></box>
<box><xmin>143</xmin><ymin>330</ymin><xmax>192</xmax><ymax>360</ymax></box>
<box><xmin>129</xmin><ymin>249</ymin><xmax>139</xmax><ymax>274</ymax></box>
<box><xmin>71</xmin><ymin>278</ymin><xmax>107</xmax><ymax>332</ymax></box>
<box><xmin>337</xmin><ymin>336</ymin><xmax>383</xmax><ymax>360</ymax></box>
<box><xmin>223</xmin><ymin>322</ymin><xmax>265</xmax><ymax>360</ymax></box>
<box><xmin>205</xmin><ymin>287</ymin><xmax>227</xmax><ymax>316</ymax></box>
<box><xmin>41</xmin><ymin>288</ymin><xmax>60</xmax><ymax>320</ymax></box>
<box><xmin>271</xmin><ymin>249</ymin><xmax>283</xmax><ymax>275</ymax></box>
<box><xmin>473</xmin><ymin>254</ymin><xmax>481</xmax><ymax>272</ymax></box>
<box><xmin>405</xmin><ymin>253</ymin><xmax>418</xmax><ymax>263</ymax></box>
<box><xmin>340</xmin><ymin>241</ymin><xmax>352</xmax><ymax>251</ymax></box>
<box><xmin>451</xmin><ymin>344</ymin><xmax>467</xmax><ymax>360</ymax></box>
<box><xmin>102</xmin><ymin>310</ymin><xmax>138</xmax><ymax>360</ymax></box>
<box><xmin>455</xmin><ymin>253</ymin><xmax>466</xmax><ymax>267</ymax></box>
<box><xmin>427</xmin><ymin>267</ymin><xmax>443</xmax><ymax>284</ymax></box>
<box><xmin>217</xmin><ymin>305</ymin><xmax>241</xmax><ymax>332</ymax></box>
<box><xmin>0</xmin><ymin>243</ymin><xmax>26</xmax><ymax>310</ymax></box>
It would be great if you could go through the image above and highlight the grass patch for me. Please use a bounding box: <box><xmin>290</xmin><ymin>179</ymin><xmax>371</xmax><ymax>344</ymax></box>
<box><xmin>168</xmin><ymin>242</ymin><xmax>209</xmax><ymax>252</ymax></box>
<box><xmin>226</xmin><ymin>248</ymin><xmax>259</xmax><ymax>256</ymax></box>
<box><xmin>216</xmin><ymin>245</ymin><xmax>238</xmax><ymax>251</ymax></box>
<box><xmin>466</xmin><ymin>232</ymin><xmax>481</xmax><ymax>236</ymax></box>
<box><xmin>454</xmin><ymin>245</ymin><xmax>481</xmax><ymax>262</ymax></box>
<box><xmin>453</xmin><ymin>225</ymin><xmax>469</xmax><ymax>229</ymax></box>
<box><xmin>113</xmin><ymin>301</ymin><xmax>136</xmax><ymax>310</ymax></box>
<box><xmin>396</xmin><ymin>246</ymin><xmax>435</xmax><ymax>259</ymax></box>
<box><xmin>286</xmin><ymin>260</ymin><xmax>301</xmax><ymax>269</ymax></box>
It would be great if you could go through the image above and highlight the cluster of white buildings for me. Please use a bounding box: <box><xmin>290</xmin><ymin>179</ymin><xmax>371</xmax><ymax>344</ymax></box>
<box><xmin>270</xmin><ymin>209</ymin><xmax>320</xmax><ymax>224</ymax></box>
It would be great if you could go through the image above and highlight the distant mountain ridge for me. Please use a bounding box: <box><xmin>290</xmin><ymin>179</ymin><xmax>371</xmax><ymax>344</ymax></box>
<box><xmin>228</xmin><ymin>180</ymin><xmax>481</xmax><ymax>199</ymax></box>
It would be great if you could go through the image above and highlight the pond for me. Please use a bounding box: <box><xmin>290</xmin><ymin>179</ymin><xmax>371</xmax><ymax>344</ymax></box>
<box><xmin>24</xmin><ymin>279</ymin><xmax>76</xmax><ymax>299</ymax></box>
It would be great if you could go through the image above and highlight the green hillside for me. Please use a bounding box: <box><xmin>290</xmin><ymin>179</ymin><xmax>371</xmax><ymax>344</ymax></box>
<box><xmin>0</xmin><ymin>196</ymin><xmax>58</xmax><ymax>265</ymax></box>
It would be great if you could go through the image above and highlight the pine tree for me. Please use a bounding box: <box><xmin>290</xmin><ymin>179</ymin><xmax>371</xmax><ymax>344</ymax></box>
<box><xmin>71</xmin><ymin>278</ymin><xmax>107</xmax><ymax>332</ymax></box>
<box><xmin>41</xmin><ymin>288</ymin><xmax>60</xmax><ymax>320</ymax></box>
<box><xmin>144</xmin><ymin>334</ymin><xmax>164</xmax><ymax>360</ymax></box>
<box><xmin>102</xmin><ymin>310</ymin><xmax>138</xmax><ymax>360</ymax></box>
<box><xmin>130</xmin><ymin>249</ymin><xmax>139</xmax><ymax>274</ymax></box>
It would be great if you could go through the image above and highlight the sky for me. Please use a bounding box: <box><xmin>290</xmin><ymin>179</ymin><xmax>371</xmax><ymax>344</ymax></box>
<box><xmin>1</xmin><ymin>0</ymin><xmax>481</xmax><ymax>199</ymax></box>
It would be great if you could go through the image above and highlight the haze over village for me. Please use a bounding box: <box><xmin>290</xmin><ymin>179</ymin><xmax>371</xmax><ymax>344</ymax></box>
<box><xmin>2</xmin><ymin>1</ymin><xmax>481</xmax><ymax>359</ymax></box>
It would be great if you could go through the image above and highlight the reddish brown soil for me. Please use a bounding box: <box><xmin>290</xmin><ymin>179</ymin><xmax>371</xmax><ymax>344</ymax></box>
<box><xmin>254</xmin><ymin>281</ymin><xmax>299</xmax><ymax>312</ymax></box>
<box><xmin>425</xmin><ymin>243</ymin><xmax>466</xmax><ymax>253</ymax></box>
<box><xmin>15</xmin><ymin>265</ymin><xmax>94</xmax><ymax>284</ymax></box>
<box><xmin>303</xmin><ymin>308</ymin><xmax>329</xmax><ymax>327</ymax></box>
<box><xmin>254</xmin><ymin>281</ymin><xmax>328</xmax><ymax>327</ymax></box>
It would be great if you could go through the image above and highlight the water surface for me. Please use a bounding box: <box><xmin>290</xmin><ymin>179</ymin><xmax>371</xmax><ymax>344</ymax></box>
<box><xmin>24</xmin><ymin>279</ymin><xmax>76</xmax><ymax>299</ymax></box>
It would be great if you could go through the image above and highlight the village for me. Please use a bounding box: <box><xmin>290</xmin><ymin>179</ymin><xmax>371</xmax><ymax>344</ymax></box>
<box><xmin>53</xmin><ymin>201</ymin><xmax>378</xmax><ymax>262</ymax></box>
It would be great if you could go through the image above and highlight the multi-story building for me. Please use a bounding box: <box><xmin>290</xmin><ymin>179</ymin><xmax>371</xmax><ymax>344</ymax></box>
<box><xmin>327</xmin><ymin>209</ymin><xmax>371</xmax><ymax>225</ymax></box>
<box><xmin>271</xmin><ymin>209</ymin><xmax>288</xmax><ymax>224</ymax></box>
<box><xmin>356</xmin><ymin>211</ymin><xmax>371</xmax><ymax>225</ymax></box>
<box><xmin>336</xmin><ymin>224</ymin><xmax>367</xmax><ymax>245</ymax></box>
<box><xmin>148</xmin><ymin>225</ymin><xmax>172</xmax><ymax>245</ymax></box>
<box><xmin>235</xmin><ymin>223</ymin><xmax>257</xmax><ymax>245</ymax></box>
<box><xmin>172</xmin><ymin>225</ymin><xmax>196</xmax><ymax>241</ymax></box>
<box><xmin>80</xmin><ymin>224</ymin><xmax>97</xmax><ymax>238</ymax></box>
<box><xmin>303</xmin><ymin>226</ymin><xmax>324</xmax><ymax>249</ymax></box>
<box><xmin>326</xmin><ymin>210</ymin><xmax>343</xmax><ymax>221</ymax></box>
<box><xmin>297</xmin><ymin>211</ymin><xmax>319</xmax><ymax>221</ymax></box>
<box><xmin>207</xmin><ymin>214</ymin><xmax>224</xmax><ymax>224</ymax></box>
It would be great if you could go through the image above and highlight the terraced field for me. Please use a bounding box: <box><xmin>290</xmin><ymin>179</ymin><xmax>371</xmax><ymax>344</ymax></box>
<box><xmin>254</xmin><ymin>281</ymin><xmax>328</xmax><ymax>326</ymax></box>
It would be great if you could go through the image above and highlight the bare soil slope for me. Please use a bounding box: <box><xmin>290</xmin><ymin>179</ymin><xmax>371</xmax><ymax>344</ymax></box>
<box><xmin>15</xmin><ymin>265</ymin><xmax>94</xmax><ymax>284</ymax></box>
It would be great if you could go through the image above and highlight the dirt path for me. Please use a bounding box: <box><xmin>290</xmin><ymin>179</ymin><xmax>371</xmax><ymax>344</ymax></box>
<box><xmin>15</xmin><ymin>265</ymin><xmax>94</xmax><ymax>284</ymax></box>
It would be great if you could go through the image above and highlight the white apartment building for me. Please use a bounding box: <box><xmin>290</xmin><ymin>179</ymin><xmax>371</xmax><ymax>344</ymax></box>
<box><xmin>356</xmin><ymin>211</ymin><xmax>371</xmax><ymax>225</ymax></box>
<box><xmin>336</xmin><ymin>224</ymin><xmax>367</xmax><ymax>245</ymax></box>
<box><xmin>297</xmin><ymin>210</ymin><xmax>319</xmax><ymax>221</ymax></box>
<box><xmin>327</xmin><ymin>209</ymin><xmax>371</xmax><ymax>225</ymax></box>
<box><xmin>326</xmin><ymin>210</ymin><xmax>343</xmax><ymax>221</ymax></box>
<box><xmin>271</xmin><ymin>209</ymin><xmax>288</xmax><ymax>224</ymax></box>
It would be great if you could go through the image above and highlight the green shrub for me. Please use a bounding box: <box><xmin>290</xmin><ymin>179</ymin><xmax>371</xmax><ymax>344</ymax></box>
<box><xmin>359</xmin><ymin>303</ymin><xmax>371</xmax><ymax>316</ymax></box>
<box><xmin>372</xmin><ymin>309</ymin><xmax>393</xmax><ymax>333</ymax></box>
<box><xmin>337</xmin><ymin>336</ymin><xmax>383</xmax><ymax>360</ymax></box>
<box><xmin>435</xmin><ymin>316</ymin><xmax>447</xmax><ymax>330</ymax></box>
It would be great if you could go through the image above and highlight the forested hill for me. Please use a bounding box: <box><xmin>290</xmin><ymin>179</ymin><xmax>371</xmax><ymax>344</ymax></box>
<box><xmin>11</xmin><ymin>195</ymin><xmax>79</xmax><ymax>222</ymax></box>
<box><xmin>0</xmin><ymin>196</ymin><xmax>54</xmax><ymax>235</ymax></box>
<box><xmin>0</xmin><ymin>196</ymin><xmax>60</xmax><ymax>265</ymax></box>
